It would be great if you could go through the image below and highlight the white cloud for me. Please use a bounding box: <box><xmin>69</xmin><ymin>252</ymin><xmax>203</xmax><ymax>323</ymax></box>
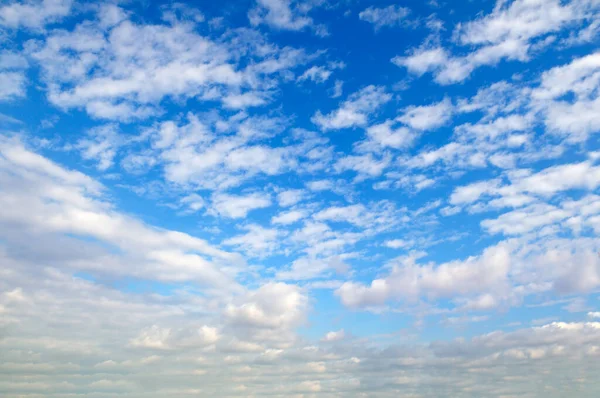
<box><xmin>0</xmin><ymin>71</ymin><xmax>26</xmax><ymax>101</ymax></box>
<box><xmin>225</xmin><ymin>282</ymin><xmax>307</xmax><ymax>335</ymax></box>
<box><xmin>394</xmin><ymin>1</ymin><xmax>600</xmax><ymax>84</ymax></box>
<box><xmin>334</xmin><ymin>153</ymin><xmax>390</xmax><ymax>178</ymax></box>
<box><xmin>392</xmin><ymin>47</ymin><xmax>448</xmax><ymax>76</ymax></box>
<box><xmin>321</xmin><ymin>329</ymin><xmax>345</xmax><ymax>342</ymax></box>
<box><xmin>306</xmin><ymin>179</ymin><xmax>333</xmax><ymax>191</ymax></box>
<box><xmin>248</xmin><ymin>0</ymin><xmax>313</xmax><ymax>31</ymax></box>
<box><xmin>75</xmin><ymin>124</ymin><xmax>123</xmax><ymax>171</ymax></box>
<box><xmin>210</xmin><ymin>192</ymin><xmax>272</xmax><ymax>219</ymax></box>
<box><xmin>331</xmin><ymin>79</ymin><xmax>343</xmax><ymax>98</ymax></box>
<box><xmin>0</xmin><ymin>0</ymin><xmax>73</xmax><ymax>30</ymax></box>
<box><xmin>272</xmin><ymin>209</ymin><xmax>306</xmax><ymax>225</ymax></box>
<box><xmin>532</xmin><ymin>52</ymin><xmax>600</xmax><ymax>142</ymax></box>
<box><xmin>450</xmin><ymin>160</ymin><xmax>600</xmax><ymax>208</ymax></box>
<box><xmin>384</xmin><ymin>239</ymin><xmax>409</xmax><ymax>249</ymax></box>
<box><xmin>179</xmin><ymin>193</ymin><xmax>205</xmax><ymax>213</ymax></box>
<box><xmin>359</xmin><ymin>5</ymin><xmax>411</xmax><ymax>30</ymax></box>
<box><xmin>312</xmin><ymin>85</ymin><xmax>391</xmax><ymax>131</ymax></box>
<box><xmin>366</xmin><ymin>121</ymin><xmax>416</xmax><ymax>149</ymax></box>
<box><xmin>277</xmin><ymin>189</ymin><xmax>305</xmax><ymax>207</ymax></box>
<box><xmin>450</xmin><ymin>179</ymin><xmax>501</xmax><ymax>205</ymax></box>
<box><xmin>589</xmin><ymin>312</ymin><xmax>600</xmax><ymax>319</ymax></box>
<box><xmin>297</xmin><ymin>65</ymin><xmax>332</xmax><ymax>83</ymax></box>
<box><xmin>222</xmin><ymin>92</ymin><xmax>268</xmax><ymax>109</ymax></box>
<box><xmin>531</xmin><ymin>52</ymin><xmax>600</xmax><ymax>101</ymax></box>
<box><xmin>138</xmin><ymin>114</ymin><xmax>299</xmax><ymax>190</ymax></box>
<box><xmin>223</xmin><ymin>224</ymin><xmax>281</xmax><ymax>257</ymax></box>
<box><xmin>397</xmin><ymin>98</ymin><xmax>453</xmax><ymax>131</ymax></box>
<box><xmin>337</xmin><ymin>245</ymin><xmax>511</xmax><ymax>309</ymax></box>
<box><xmin>25</xmin><ymin>9</ymin><xmax>312</xmax><ymax>120</ymax></box>
<box><xmin>0</xmin><ymin>136</ymin><xmax>242</xmax><ymax>289</ymax></box>
<box><xmin>457</xmin><ymin>0</ymin><xmax>581</xmax><ymax>46</ymax></box>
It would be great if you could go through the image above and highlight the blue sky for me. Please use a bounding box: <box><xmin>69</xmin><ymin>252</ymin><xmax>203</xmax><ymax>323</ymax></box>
<box><xmin>1</xmin><ymin>0</ymin><xmax>600</xmax><ymax>397</ymax></box>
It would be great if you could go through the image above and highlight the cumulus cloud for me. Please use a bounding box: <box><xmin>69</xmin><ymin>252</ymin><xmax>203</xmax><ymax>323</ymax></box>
<box><xmin>0</xmin><ymin>0</ymin><xmax>73</xmax><ymax>30</ymax></box>
<box><xmin>397</xmin><ymin>98</ymin><xmax>453</xmax><ymax>131</ymax></box>
<box><xmin>0</xmin><ymin>136</ymin><xmax>242</xmax><ymax>289</ymax></box>
<box><xmin>336</xmin><ymin>245</ymin><xmax>511</xmax><ymax>309</ymax></box>
<box><xmin>312</xmin><ymin>85</ymin><xmax>391</xmax><ymax>130</ymax></box>
<box><xmin>321</xmin><ymin>329</ymin><xmax>345</xmax><ymax>342</ymax></box>
<box><xmin>210</xmin><ymin>192</ymin><xmax>272</xmax><ymax>219</ymax></box>
<box><xmin>394</xmin><ymin>0</ymin><xmax>600</xmax><ymax>84</ymax></box>
<box><xmin>3</xmin><ymin>1</ymin><xmax>600</xmax><ymax>396</ymax></box>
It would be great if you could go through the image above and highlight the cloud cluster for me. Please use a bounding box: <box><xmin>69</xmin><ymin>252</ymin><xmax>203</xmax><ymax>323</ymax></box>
<box><xmin>2</xmin><ymin>1</ymin><xmax>600</xmax><ymax>396</ymax></box>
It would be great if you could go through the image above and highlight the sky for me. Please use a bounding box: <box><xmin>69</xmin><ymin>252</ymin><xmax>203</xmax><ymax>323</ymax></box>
<box><xmin>1</xmin><ymin>0</ymin><xmax>600</xmax><ymax>396</ymax></box>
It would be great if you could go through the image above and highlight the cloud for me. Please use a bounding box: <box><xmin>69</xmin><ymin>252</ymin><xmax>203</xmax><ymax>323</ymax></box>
<box><xmin>394</xmin><ymin>0</ymin><xmax>600</xmax><ymax>84</ymax></box>
<box><xmin>384</xmin><ymin>239</ymin><xmax>409</xmax><ymax>249</ymax></box>
<box><xmin>223</xmin><ymin>224</ymin><xmax>281</xmax><ymax>257</ymax></box>
<box><xmin>321</xmin><ymin>329</ymin><xmax>345</xmax><ymax>342</ymax></box>
<box><xmin>336</xmin><ymin>245</ymin><xmax>511</xmax><ymax>309</ymax></box>
<box><xmin>272</xmin><ymin>209</ymin><xmax>306</xmax><ymax>225</ymax></box>
<box><xmin>365</xmin><ymin>121</ymin><xmax>416</xmax><ymax>149</ymax></box>
<box><xmin>392</xmin><ymin>47</ymin><xmax>449</xmax><ymax>76</ymax></box>
<box><xmin>297</xmin><ymin>65</ymin><xmax>332</xmax><ymax>83</ymax></box>
<box><xmin>24</xmin><ymin>8</ymin><xmax>312</xmax><ymax>120</ymax></box>
<box><xmin>0</xmin><ymin>71</ymin><xmax>26</xmax><ymax>101</ymax></box>
<box><xmin>3</xmin><ymin>1</ymin><xmax>600</xmax><ymax>396</ymax></box>
<box><xmin>312</xmin><ymin>85</ymin><xmax>391</xmax><ymax>130</ymax></box>
<box><xmin>222</xmin><ymin>91</ymin><xmax>268</xmax><ymax>109</ymax></box>
<box><xmin>277</xmin><ymin>189</ymin><xmax>305</xmax><ymax>207</ymax></box>
<box><xmin>225</xmin><ymin>282</ymin><xmax>307</xmax><ymax>345</ymax></box>
<box><xmin>0</xmin><ymin>51</ymin><xmax>28</xmax><ymax>101</ymax></box>
<box><xmin>74</xmin><ymin>124</ymin><xmax>123</xmax><ymax>171</ymax></box>
<box><xmin>359</xmin><ymin>5</ymin><xmax>411</xmax><ymax>30</ymax></box>
<box><xmin>210</xmin><ymin>192</ymin><xmax>272</xmax><ymax>219</ymax></box>
<box><xmin>248</xmin><ymin>0</ymin><xmax>314</xmax><ymax>31</ymax></box>
<box><xmin>397</xmin><ymin>98</ymin><xmax>453</xmax><ymax>131</ymax></box>
<box><xmin>532</xmin><ymin>52</ymin><xmax>600</xmax><ymax>142</ymax></box>
<box><xmin>334</xmin><ymin>153</ymin><xmax>390</xmax><ymax>178</ymax></box>
<box><xmin>0</xmin><ymin>136</ymin><xmax>242</xmax><ymax>289</ymax></box>
<box><xmin>0</xmin><ymin>0</ymin><xmax>73</xmax><ymax>30</ymax></box>
<box><xmin>450</xmin><ymin>160</ymin><xmax>600</xmax><ymax>208</ymax></box>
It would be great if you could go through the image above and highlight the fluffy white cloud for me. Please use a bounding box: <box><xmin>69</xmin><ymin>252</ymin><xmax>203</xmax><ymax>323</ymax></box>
<box><xmin>25</xmin><ymin>7</ymin><xmax>312</xmax><ymax>120</ymax></box>
<box><xmin>74</xmin><ymin>124</ymin><xmax>123</xmax><ymax>171</ymax></box>
<box><xmin>0</xmin><ymin>0</ymin><xmax>73</xmax><ymax>30</ymax></box>
<box><xmin>392</xmin><ymin>47</ymin><xmax>449</xmax><ymax>76</ymax></box>
<box><xmin>0</xmin><ymin>71</ymin><xmax>26</xmax><ymax>101</ymax></box>
<box><xmin>397</xmin><ymin>98</ymin><xmax>453</xmax><ymax>131</ymax></box>
<box><xmin>223</xmin><ymin>224</ymin><xmax>281</xmax><ymax>257</ymax></box>
<box><xmin>271</xmin><ymin>209</ymin><xmax>306</xmax><ymax>225</ymax></box>
<box><xmin>321</xmin><ymin>329</ymin><xmax>345</xmax><ymax>342</ymax></box>
<box><xmin>532</xmin><ymin>52</ymin><xmax>600</xmax><ymax>142</ymax></box>
<box><xmin>365</xmin><ymin>121</ymin><xmax>416</xmax><ymax>149</ymax></box>
<box><xmin>0</xmin><ymin>136</ymin><xmax>242</xmax><ymax>289</ymax></box>
<box><xmin>312</xmin><ymin>85</ymin><xmax>391</xmax><ymax>130</ymax></box>
<box><xmin>337</xmin><ymin>245</ymin><xmax>511</xmax><ymax>309</ymax></box>
<box><xmin>395</xmin><ymin>0</ymin><xmax>600</xmax><ymax>84</ymax></box>
<box><xmin>450</xmin><ymin>160</ymin><xmax>600</xmax><ymax>208</ymax></box>
<box><xmin>276</xmin><ymin>189</ymin><xmax>305</xmax><ymax>207</ymax></box>
<box><xmin>210</xmin><ymin>192</ymin><xmax>272</xmax><ymax>219</ymax></box>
